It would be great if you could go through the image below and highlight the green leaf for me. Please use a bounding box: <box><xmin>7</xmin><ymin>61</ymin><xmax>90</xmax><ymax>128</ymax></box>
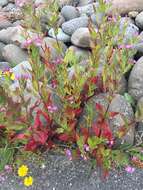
<box><xmin>87</xmin><ymin>137</ymin><xmax>103</xmax><ymax>150</ymax></box>
<box><xmin>77</xmin><ymin>136</ymin><xmax>84</xmax><ymax>153</ymax></box>
<box><xmin>0</xmin><ymin>147</ymin><xmax>14</xmax><ymax>171</ymax></box>
<box><xmin>124</xmin><ymin>93</ymin><xmax>135</xmax><ymax>106</ymax></box>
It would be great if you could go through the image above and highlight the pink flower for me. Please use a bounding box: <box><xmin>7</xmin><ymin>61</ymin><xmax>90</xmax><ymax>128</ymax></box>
<box><xmin>15</xmin><ymin>0</ymin><xmax>31</xmax><ymax>7</ymax></box>
<box><xmin>107</xmin><ymin>139</ymin><xmax>114</xmax><ymax>147</ymax></box>
<box><xmin>125</xmin><ymin>45</ymin><xmax>133</xmax><ymax>49</ymax></box>
<box><xmin>53</xmin><ymin>58</ymin><xmax>62</xmax><ymax>65</ymax></box>
<box><xmin>125</xmin><ymin>166</ymin><xmax>135</xmax><ymax>174</ymax></box>
<box><xmin>22</xmin><ymin>39</ymin><xmax>33</xmax><ymax>48</ymax></box>
<box><xmin>104</xmin><ymin>0</ymin><xmax>111</xmax><ymax>4</ymax></box>
<box><xmin>132</xmin><ymin>156</ymin><xmax>138</xmax><ymax>161</ymax></box>
<box><xmin>47</xmin><ymin>105</ymin><xmax>58</xmax><ymax>113</ymax></box>
<box><xmin>34</xmin><ymin>37</ymin><xmax>43</xmax><ymax>46</ymax></box>
<box><xmin>108</xmin><ymin>16</ymin><xmax>117</xmax><ymax>22</ymax></box>
<box><xmin>0</xmin><ymin>175</ymin><xmax>5</xmax><ymax>182</ymax></box>
<box><xmin>84</xmin><ymin>144</ymin><xmax>90</xmax><ymax>152</ymax></box>
<box><xmin>51</xmin><ymin>80</ymin><xmax>58</xmax><ymax>89</ymax></box>
<box><xmin>4</xmin><ymin>165</ymin><xmax>12</xmax><ymax>173</ymax></box>
<box><xmin>15</xmin><ymin>73</ymin><xmax>31</xmax><ymax>80</ymax></box>
<box><xmin>65</xmin><ymin>149</ymin><xmax>72</xmax><ymax>160</ymax></box>
<box><xmin>118</xmin><ymin>44</ymin><xmax>133</xmax><ymax>49</ymax></box>
<box><xmin>129</xmin><ymin>59</ymin><xmax>136</xmax><ymax>65</ymax></box>
<box><xmin>22</xmin><ymin>36</ymin><xmax>43</xmax><ymax>48</ymax></box>
<box><xmin>81</xmin><ymin>154</ymin><xmax>88</xmax><ymax>161</ymax></box>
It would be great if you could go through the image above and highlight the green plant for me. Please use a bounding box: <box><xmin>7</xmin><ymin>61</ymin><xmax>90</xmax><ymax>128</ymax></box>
<box><xmin>0</xmin><ymin>0</ymin><xmax>142</xmax><ymax>178</ymax></box>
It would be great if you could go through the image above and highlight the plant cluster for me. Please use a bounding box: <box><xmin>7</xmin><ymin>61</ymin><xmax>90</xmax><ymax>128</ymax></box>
<box><xmin>0</xmin><ymin>0</ymin><xmax>143</xmax><ymax>179</ymax></box>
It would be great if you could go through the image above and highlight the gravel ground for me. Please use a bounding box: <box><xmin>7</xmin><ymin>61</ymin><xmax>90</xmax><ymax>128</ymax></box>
<box><xmin>0</xmin><ymin>152</ymin><xmax>143</xmax><ymax>190</ymax></box>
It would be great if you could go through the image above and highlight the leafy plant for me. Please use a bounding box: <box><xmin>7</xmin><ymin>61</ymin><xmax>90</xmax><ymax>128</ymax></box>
<box><xmin>0</xmin><ymin>0</ymin><xmax>142</xmax><ymax>179</ymax></box>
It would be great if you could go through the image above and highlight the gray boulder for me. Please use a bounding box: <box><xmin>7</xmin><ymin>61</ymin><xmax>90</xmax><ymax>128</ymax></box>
<box><xmin>40</xmin><ymin>37</ymin><xmax>67</xmax><ymax>61</ymax></box>
<box><xmin>71</xmin><ymin>27</ymin><xmax>91</xmax><ymax>48</ymax></box>
<box><xmin>78</xmin><ymin>94</ymin><xmax>135</xmax><ymax>146</ymax></box>
<box><xmin>109</xmin><ymin>94</ymin><xmax>135</xmax><ymax>146</ymax></box>
<box><xmin>135</xmin><ymin>11</ymin><xmax>143</xmax><ymax>29</ymax></box>
<box><xmin>111</xmin><ymin>0</ymin><xmax>143</xmax><ymax>15</ymax></box>
<box><xmin>2</xmin><ymin>44</ymin><xmax>28</xmax><ymax>66</ymax></box>
<box><xmin>68</xmin><ymin>45</ymin><xmax>91</xmax><ymax>60</ymax></box>
<box><xmin>0</xmin><ymin>26</ymin><xmax>25</xmax><ymax>45</ymax></box>
<box><xmin>0</xmin><ymin>42</ymin><xmax>5</xmax><ymax>61</ymax></box>
<box><xmin>78</xmin><ymin>0</ymin><xmax>95</xmax><ymax>6</ymax></box>
<box><xmin>48</xmin><ymin>28</ymin><xmax>71</xmax><ymax>43</ymax></box>
<box><xmin>128</xmin><ymin>56</ymin><xmax>143</xmax><ymax>100</ymax></box>
<box><xmin>0</xmin><ymin>0</ymin><xmax>8</xmax><ymax>7</ymax></box>
<box><xmin>61</xmin><ymin>5</ymin><xmax>80</xmax><ymax>21</ymax></box>
<box><xmin>77</xmin><ymin>3</ymin><xmax>98</xmax><ymax>16</ymax></box>
<box><xmin>62</xmin><ymin>16</ymin><xmax>89</xmax><ymax>35</ymax></box>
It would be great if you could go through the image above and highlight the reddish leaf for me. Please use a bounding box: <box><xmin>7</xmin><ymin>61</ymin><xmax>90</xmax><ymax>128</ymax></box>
<box><xmin>59</xmin><ymin>133</ymin><xmax>70</xmax><ymax>142</ymax></box>
<box><xmin>109</xmin><ymin>111</ymin><xmax>119</xmax><ymax>118</ymax></box>
<box><xmin>74</xmin><ymin>108</ymin><xmax>82</xmax><ymax>117</ymax></box>
<box><xmin>24</xmin><ymin>138</ymin><xmax>38</xmax><ymax>151</ymax></box>
<box><xmin>46</xmin><ymin>140</ymin><xmax>55</xmax><ymax>149</ymax></box>
<box><xmin>80</xmin><ymin>127</ymin><xmax>89</xmax><ymax>140</ymax></box>
<box><xmin>37</xmin><ymin>109</ymin><xmax>51</xmax><ymax>124</ymax></box>
<box><xmin>0</xmin><ymin>125</ymin><xmax>5</xmax><ymax>129</ymax></box>
<box><xmin>100</xmin><ymin>121</ymin><xmax>113</xmax><ymax>141</ymax></box>
<box><xmin>14</xmin><ymin>133</ymin><xmax>29</xmax><ymax>140</ymax></box>
<box><xmin>33</xmin><ymin>131</ymin><xmax>48</xmax><ymax>145</ymax></box>
<box><xmin>101</xmin><ymin>129</ymin><xmax>113</xmax><ymax>141</ymax></box>
<box><xmin>102</xmin><ymin>169</ymin><xmax>109</xmax><ymax>180</ymax></box>
<box><xmin>90</xmin><ymin>76</ymin><xmax>99</xmax><ymax>84</ymax></box>
<box><xmin>32</xmin><ymin>112</ymin><xmax>42</xmax><ymax>129</ymax></box>
<box><xmin>29</xmin><ymin>100</ymin><xmax>41</xmax><ymax>117</ymax></box>
<box><xmin>95</xmin><ymin>103</ymin><xmax>104</xmax><ymax>112</ymax></box>
<box><xmin>68</xmin><ymin>119</ymin><xmax>77</xmax><ymax>131</ymax></box>
<box><xmin>92</xmin><ymin>123</ymin><xmax>100</xmax><ymax>137</ymax></box>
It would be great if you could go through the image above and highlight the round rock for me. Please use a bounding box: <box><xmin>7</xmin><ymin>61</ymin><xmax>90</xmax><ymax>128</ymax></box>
<box><xmin>135</xmin><ymin>11</ymin><xmax>143</xmax><ymax>29</ymax></box>
<box><xmin>48</xmin><ymin>28</ymin><xmax>71</xmax><ymax>43</ymax></box>
<box><xmin>112</xmin><ymin>0</ymin><xmax>143</xmax><ymax>15</ymax></box>
<box><xmin>78</xmin><ymin>0</ymin><xmax>94</xmax><ymax>6</ymax></box>
<box><xmin>109</xmin><ymin>94</ymin><xmax>135</xmax><ymax>146</ymax></box>
<box><xmin>128</xmin><ymin>56</ymin><xmax>143</xmax><ymax>100</ymax></box>
<box><xmin>40</xmin><ymin>37</ymin><xmax>67</xmax><ymax>61</ymax></box>
<box><xmin>2</xmin><ymin>44</ymin><xmax>28</xmax><ymax>66</ymax></box>
<box><xmin>62</xmin><ymin>16</ymin><xmax>89</xmax><ymax>35</ymax></box>
<box><xmin>0</xmin><ymin>0</ymin><xmax>8</xmax><ymax>7</ymax></box>
<box><xmin>71</xmin><ymin>27</ymin><xmax>91</xmax><ymax>48</ymax></box>
<box><xmin>61</xmin><ymin>5</ymin><xmax>80</xmax><ymax>21</ymax></box>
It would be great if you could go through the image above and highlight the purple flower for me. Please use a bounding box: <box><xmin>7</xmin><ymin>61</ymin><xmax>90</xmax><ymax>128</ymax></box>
<box><xmin>53</xmin><ymin>58</ymin><xmax>62</xmax><ymax>65</ymax></box>
<box><xmin>15</xmin><ymin>73</ymin><xmax>31</xmax><ymax>80</ymax></box>
<box><xmin>125</xmin><ymin>45</ymin><xmax>133</xmax><ymax>49</ymax></box>
<box><xmin>125</xmin><ymin>166</ymin><xmax>135</xmax><ymax>174</ymax></box>
<box><xmin>81</xmin><ymin>154</ymin><xmax>87</xmax><ymax>161</ymax></box>
<box><xmin>108</xmin><ymin>140</ymin><xmax>114</xmax><ymax>147</ymax></box>
<box><xmin>84</xmin><ymin>144</ymin><xmax>90</xmax><ymax>152</ymax></box>
<box><xmin>47</xmin><ymin>105</ymin><xmax>58</xmax><ymax>113</ymax></box>
<box><xmin>0</xmin><ymin>174</ymin><xmax>6</xmax><ymax>182</ymax></box>
<box><xmin>118</xmin><ymin>44</ymin><xmax>133</xmax><ymax>49</ymax></box>
<box><xmin>4</xmin><ymin>165</ymin><xmax>12</xmax><ymax>173</ymax></box>
<box><xmin>65</xmin><ymin>149</ymin><xmax>72</xmax><ymax>160</ymax></box>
